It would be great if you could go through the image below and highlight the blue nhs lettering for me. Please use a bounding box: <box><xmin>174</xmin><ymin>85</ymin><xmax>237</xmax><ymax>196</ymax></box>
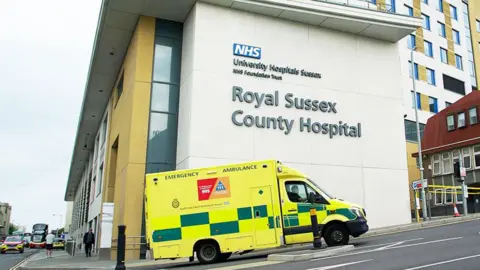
<box><xmin>233</xmin><ymin>43</ymin><xmax>261</xmax><ymax>59</ymax></box>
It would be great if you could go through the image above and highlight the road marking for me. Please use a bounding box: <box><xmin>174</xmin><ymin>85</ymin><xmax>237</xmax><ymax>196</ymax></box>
<box><xmin>374</xmin><ymin>241</ymin><xmax>405</xmax><ymax>251</ymax></box>
<box><xmin>313</xmin><ymin>237</ymin><xmax>463</xmax><ymax>261</ymax></box>
<box><xmin>354</xmin><ymin>238</ymin><xmax>423</xmax><ymax>250</ymax></box>
<box><xmin>306</xmin><ymin>259</ymin><xmax>372</xmax><ymax>270</ymax></box>
<box><xmin>9</xmin><ymin>251</ymin><xmax>38</xmax><ymax>270</ymax></box>
<box><xmin>404</xmin><ymin>254</ymin><xmax>480</xmax><ymax>270</ymax></box>
<box><xmin>207</xmin><ymin>260</ymin><xmax>283</xmax><ymax>270</ymax></box>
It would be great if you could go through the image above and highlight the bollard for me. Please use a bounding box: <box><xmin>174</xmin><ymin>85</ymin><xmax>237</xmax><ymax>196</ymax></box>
<box><xmin>310</xmin><ymin>208</ymin><xmax>322</xmax><ymax>249</ymax></box>
<box><xmin>115</xmin><ymin>225</ymin><xmax>126</xmax><ymax>270</ymax></box>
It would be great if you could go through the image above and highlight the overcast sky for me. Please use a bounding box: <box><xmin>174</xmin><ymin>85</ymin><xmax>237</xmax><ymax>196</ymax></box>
<box><xmin>0</xmin><ymin>0</ymin><xmax>101</xmax><ymax>231</ymax></box>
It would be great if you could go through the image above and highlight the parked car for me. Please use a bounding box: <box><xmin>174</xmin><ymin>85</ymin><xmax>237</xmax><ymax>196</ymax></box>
<box><xmin>1</xmin><ymin>236</ymin><xmax>24</xmax><ymax>254</ymax></box>
<box><xmin>53</xmin><ymin>238</ymin><xmax>65</xmax><ymax>250</ymax></box>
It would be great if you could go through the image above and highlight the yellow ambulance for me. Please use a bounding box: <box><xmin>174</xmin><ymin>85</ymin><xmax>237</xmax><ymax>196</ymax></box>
<box><xmin>144</xmin><ymin>160</ymin><xmax>368</xmax><ymax>263</ymax></box>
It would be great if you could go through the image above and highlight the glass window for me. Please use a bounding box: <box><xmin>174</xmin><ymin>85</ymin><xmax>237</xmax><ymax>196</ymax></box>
<box><xmin>116</xmin><ymin>71</ymin><xmax>124</xmax><ymax>102</ymax></box>
<box><xmin>469</xmin><ymin>107</ymin><xmax>478</xmax><ymax>125</ymax></box>
<box><xmin>422</xmin><ymin>14</ymin><xmax>431</xmax><ymax>30</ymax></box>
<box><xmin>100</xmin><ymin>115</ymin><xmax>108</xmax><ymax>146</ymax></box>
<box><xmin>477</xmin><ymin>20</ymin><xmax>480</xmax><ymax>32</ymax></box>
<box><xmin>474</xmin><ymin>146</ymin><xmax>480</xmax><ymax>168</ymax></box>
<box><xmin>442</xmin><ymin>152</ymin><xmax>452</xmax><ymax>174</ymax></box>
<box><xmin>147</xmin><ymin>112</ymin><xmax>178</xmax><ymax>164</ymax></box>
<box><xmin>450</xmin><ymin>5</ymin><xmax>457</xmax><ymax>20</ymax></box>
<box><xmin>455</xmin><ymin>54</ymin><xmax>463</xmax><ymax>70</ymax></box>
<box><xmin>96</xmin><ymin>164</ymin><xmax>103</xmax><ymax>196</ymax></box>
<box><xmin>421</xmin><ymin>0</ymin><xmax>428</xmax><ymax>4</ymax></box>
<box><xmin>404</xmin><ymin>120</ymin><xmax>425</xmax><ymax>142</ymax></box>
<box><xmin>409</xmin><ymin>61</ymin><xmax>419</xmax><ymax>79</ymax></box>
<box><xmin>405</xmin><ymin>5</ymin><xmax>413</xmax><ymax>16</ymax></box>
<box><xmin>146</xmin><ymin>163</ymin><xmax>175</xmax><ymax>174</ymax></box>
<box><xmin>463</xmin><ymin>148</ymin><xmax>471</xmax><ymax>169</ymax></box>
<box><xmin>429</xmin><ymin>97</ymin><xmax>438</xmax><ymax>113</ymax></box>
<box><xmin>150</xmin><ymin>83</ymin><xmax>179</xmax><ymax>113</ymax></box>
<box><xmin>453</xmin><ymin>30</ymin><xmax>460</xmax><ymax>45</ymax></box>
<box><xmin>285</xmin><ymin>182</ymin><xmax>308</xmax><ymax>203</ymax></box>
<box><xmin>411</xmin><ymin>91</ymin><xmax>421</xmax><ymax>109</ymax></box>
<box><xmin>437</xmin><ymin>0</ymin><xmax>443</xmax><ymax>12</ymax></box>
<box><xmin>447</xmin><ymin>115</ymin><xmax>455</xmax><ymax>131</ymax></box>
<box><xmin>455</xmin><ymin>188</ymin><xmax>463</xmax><ymax>204</ymax></box>
<box><xmin>434</xmin><ymin>189</ymin><xmax>443</xmax><ymax>205</ymax></box>
<box><xmin>408</xmin><ymin>34</ymin><xmax>416</xmax><ymax>49</ymax></box>
<box><xmin>424</xmin><ymin>41</ymin><xmax>433</xmax><ymax>57</ymax></box>
<box><xmin>439</xmin><ymin>22</ymin><xmax>446</xmax><ymax>37</ymax></box>
<box><xmin>458</xmin><ymin>112</ymin><xmax>466</xmax><ymax>128</ymax></box>
<box><xmin>433</xmin><ymin>154</ymin><xmax>441</xmax><ymax>175</ymax></box>
<box><xmin>445</xmin><ymin>101</ymin><xmax>452</xmax><ymax>108</ymax></box>
<box><xmin>385</xmin><ymin>0</ymin><xmax>395</xmax><ymax>12</ymax></box>
<box><xmin>427</xmin><ymin>68</ymin><xmax>436</xmax><ymax>85</ymax></box>
<box><xmin>453</xmin><ymin>149</ymin><xmax>460</xmax><ymax>165</ymax></box>
<box><xmin>440</xmin><ymin>48</ymin><xmax>448</xmax><ymax>63</ymax></box>
<box><xmin>153</xmin><ymin>37</ymin><xmax>182</xmax><ymax>84</ymax></box>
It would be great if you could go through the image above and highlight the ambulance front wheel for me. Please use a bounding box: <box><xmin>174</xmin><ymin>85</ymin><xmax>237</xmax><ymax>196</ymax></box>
<box><xmin>324</xmin><ymin>223</ymin><xmax>349</xmax><ymax>246</ymax></box>
<box><xmin>195</xmin><ymin>240</ymin><xmax>221</xmax><ymax>264</ymax></box>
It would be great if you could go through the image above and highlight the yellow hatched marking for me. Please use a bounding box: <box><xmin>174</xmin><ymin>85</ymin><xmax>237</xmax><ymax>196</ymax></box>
<box><xmin>238</xmin><ymin>219</ymin><xmax>254</xmax><ymax>233</ymax></box>
<box><xmin>152</xmin><ymin>216</ymin><xmax>180</xmax><ymax>230</ymax></box>
<box><xmin>209</xmin><ymin>208</ymin><xmax>238</xmax><ymax>223</ymax></box>
<box><xmin>181</xmin><ymin>224</ymin><xmax>210</xmax><ymax>239</ymax></box>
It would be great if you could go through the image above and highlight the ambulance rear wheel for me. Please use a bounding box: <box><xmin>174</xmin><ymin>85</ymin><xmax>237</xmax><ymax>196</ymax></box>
<box><xmin>196</xmin><ymin>241</ymin><xmax>221</xmax><ymax>264</ymax></box>
<box><xmin>324</xmin><ymin>223</ymin><xmax>349</xmax><ymax>246</ymax></box>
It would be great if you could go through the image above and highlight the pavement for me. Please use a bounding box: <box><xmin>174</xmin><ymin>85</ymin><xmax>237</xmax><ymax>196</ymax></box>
<box><xmin>16</xmin><ymin>214</ymin><xmax>480</xmax><ymax>270</ymax></box>
<box><xmin>0</xmin><ymin>248</ymin><xmax>37</xmax><ymax>270</ymax></box>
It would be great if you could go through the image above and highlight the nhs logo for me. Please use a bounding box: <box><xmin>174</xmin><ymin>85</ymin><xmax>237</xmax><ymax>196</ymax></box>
<box><xmin>233</xmin><ymin>43</ymin><xmax>261</xmax><ymax>59</ymax></box>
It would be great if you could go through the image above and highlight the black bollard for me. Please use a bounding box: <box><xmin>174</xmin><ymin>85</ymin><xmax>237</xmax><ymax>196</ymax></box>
<box><xmin>310</xmin><ymin>208</ymin><xmax>322</xmax><ymax>249</ymax></box>
<box><xmin>115</xmin><ymin>225</ymin><xmax>126</xmax><ymax>270</ymax></box>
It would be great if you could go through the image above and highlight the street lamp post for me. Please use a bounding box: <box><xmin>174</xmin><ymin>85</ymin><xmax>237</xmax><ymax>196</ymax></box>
<box><xmin>53</xmin><ymin>214</ymin><xmax>63</xmax><ymax>236</ymax></box>
<box><xmin>411</xmin><ymin>47</ymin><xmax>428</xmax><ymax>221</ymax></box>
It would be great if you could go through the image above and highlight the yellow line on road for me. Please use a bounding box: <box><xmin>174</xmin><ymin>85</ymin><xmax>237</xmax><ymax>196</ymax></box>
<box><xmin>207</xmin><ymin>260</ymin><xmax>283</xmax><ymax>270</ymax></box>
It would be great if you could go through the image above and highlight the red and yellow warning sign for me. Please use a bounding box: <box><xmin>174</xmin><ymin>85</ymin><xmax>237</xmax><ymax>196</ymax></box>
<box><xmin>197</xmin><ymin>177</ymin><xmax>231</xmax><ymax>201</ymax></box>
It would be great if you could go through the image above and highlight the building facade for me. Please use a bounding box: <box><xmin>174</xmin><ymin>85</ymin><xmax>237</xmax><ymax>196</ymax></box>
<box><xmin>414</xmin><ymin>91</ymin><xmax>480</xmax><ymax>215</ymax></box>
<box><xmin>0</xmin><ymin>203</ymin><xmax>12</xmax><ymax>237</ymax></box>
<box><xmin>399</xmin><ymin>0</ymin><xmax>480</xmax><ymax>212</ymax></box>
<box><xmin>65</xmin><ymin>0</ymin><xmax>422</xmax><ymax>260</ymax></box>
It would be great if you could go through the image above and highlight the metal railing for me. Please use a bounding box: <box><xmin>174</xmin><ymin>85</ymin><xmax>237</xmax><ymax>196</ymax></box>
<box><xmin>312</xmin><ymin>0</ymin><xmax>395</xmax><ymax>14</ymax></box>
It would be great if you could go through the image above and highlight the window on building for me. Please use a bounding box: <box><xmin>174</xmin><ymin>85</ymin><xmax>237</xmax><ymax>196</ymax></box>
<box><xmin>474</xmin><ymin>146</ymin><xmax>480</xmax><ymax>168</ymax></box>
<box><xmin>409</xmin><ymin>61</ymin><xmax>419</xmax><ymax>80</ymax></box>
<box><xmin>458</xmin><ymin>112</ymin><xmax>466</xmax><ymax>128</ymax></box>
<box><xmin>408</xmin><ymin>34</ymin><xmax>416</xmax><ymax>49</ymax></box>
<box><xmin>96</xmin><ymin>164</ymin><xmax>103</xmax><ymax>196</ymax></box>
<box><xmin>463</xmin><ymin>148</ymin><xmax>471</xmax><ymax>169</ymax></box>
<box><xmin>422</xmin><ymin>14</ymin><xmax>431</xmax><ymax>30</ymax></box>
<box><xmin>443</xmin><ymin>74</ymin><xmax>466</xmax><ymax>95</ymax></box>
<box><xmin>433</xmin><ymin>154</ymin><xmax>441</xmax><ymax>175</ymax></box>
<box><xmin>450</xmin><ymin>5</ymin><xmax>458</xmax><ymax>20</ymax></box>
<box><xmin>453</xmin><ymin>149</ymin><xmax>460</xmax><ymax>166</ymax></box>
<box><xmin>455</xmin><ymin>189</ymin><xmax>463</xmax><ymax>204</ymax></box>
<box><xmin>91</xmin><ymin>177</ymin><xmax>96</xmax><ymax>203</ymax></box>
<box><xmin>427</xmin><ymin>68</ymin><xmax>436</xmax><ymax>85</ymax></box>
<box><xmin>442</xmin><ymin>152</ymin><xmax>452</xmax><ymax>174</ymax></box>
<box><xmin>411</xmin><ymin>91</ymin><xmax>421</xmax><ymax>109</ymax></box>
<box><xmin>421</xmin><ymin>0</ymin><xmax>428</xmax><ymax>4</ymax></box>
<box><xmin>440</xmin><ymin>47</ymin><xmax>448</xmax><ymax>63</ymax></box>
<box><xmin>446</xmin><ymin>101</ymin><xmax>452</xmax><ymax>107</ymax></box>
<box><xmin>100</xmin><ymin>115</ymin><xmax>108</xmax><ymax>146</ymax></box>
<box><xmin>405</xmin><ymin>5</ymin><xmax>413</xmax><ymax>16</ymax></box>
<box><xmin>469</xmin><ymin>107</ymin><xmax>478</xmax><ymax>125</ymax></box>
<box><xmin>477</xmin><ymin>20</ymin><xmax>480</xmax><ymax>32</ymax></box>
<box><xmin>453</xmin><ymin>29</ymin><xmax>460</xmax><ymax>44</ymax></box>
<box><xmin>447</xmin><ymin>115</ymin><xmax>455</xmax><ymax>131</ymax></box>
<box><xmin>429</xmin><ymin>97</ymin><xmax>438</xmax><ymax>113</ymax></box>
<box><xmin>385</xmin><ymin>0</ymin><xmax>395</xmax><ymax>12</ymax></box>
<box><xmin>424</xmin><ymin>41</ymin><xmax>433</xmax><ymax>57</ymax></box>
<box><xmin>439</xmin><ymin>22</ymin><xmax>446</xmax><ymax>37</ymax></box>
<box><xmin>116</xmin><ymin>71</ymin><xmax>124</xmax><ymax>103</ymax></box>
<box><xmin>404</xmin><ymin>120</ymin><xmax>425</xmax><ymax>142</ymax></box>
<box><xmin>455</xmin><ymin>54</ymin><xmax>463</xmax><ymax>70</ymax></box>
<box><xmin>437</xmin><ymin>0</ymin><xmax>443</xmax><ymax>12</ymax></box>
<box><xmin>434</xmin><ymin>189</ymin><xmax>443</xmax><ymax>205</ymax></box>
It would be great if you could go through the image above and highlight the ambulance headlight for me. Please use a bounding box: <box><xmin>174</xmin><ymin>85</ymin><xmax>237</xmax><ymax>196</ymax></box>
<box><xmin>349</xmin><ymin>208</ymin><xmax>363</xmax><ymax>218</ymax></box>
<box><xmin>277</xmin><ymin>166</ymin><xmax>283</xmax><ymax>173</ymax></box>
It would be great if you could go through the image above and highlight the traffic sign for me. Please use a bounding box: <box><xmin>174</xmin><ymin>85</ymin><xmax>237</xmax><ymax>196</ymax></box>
<box><xmin>460</xmin><ymin>167</ymin><xmax>467</xmax><ymax>177</ymax></box>
<box><xmin>412</xmin><ymin>179</ymin><xmax>428</xmax><ymax>190</ymax></box>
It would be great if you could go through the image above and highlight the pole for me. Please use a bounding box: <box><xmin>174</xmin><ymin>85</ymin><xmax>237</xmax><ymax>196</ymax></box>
<box><xmin>415</xmin><ymin>190</ymin><xmax>420</xmax><ymax>223</ymax></box>
<box><xmin>459</xmin><ymin>152</ymin><xmax>468</xmax><ymax>215</ymax></box>
<box><xmin>115</xmin><ymin>225</ymin><xmax>126</xmax><ymax>270</ymax></box>
<box><xmin>411</xmin><ymin>48</ymin><xmax>428</xmax><ymax>221</ymax></box>
<box><xmin>310</xmin><ymin>208</ymin><xmax>322</xmax><ymax>249</ymax></box>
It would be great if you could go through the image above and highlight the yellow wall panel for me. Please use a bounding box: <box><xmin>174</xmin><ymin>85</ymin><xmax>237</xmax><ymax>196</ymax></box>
<box><xmin>468</xmin><ymin>0</ymin><xmax>480</xmax><ymax>86</ymax></box>
<box><xmin>406</xmin><ymin>142</ymin><xmax>421</xmax><ymax>211</ymax></box>
<box><xmin>413</xmin><ymin>0</ymin><xmax>422</xmax><ymax>17</ymax></box>
<box><xmin>415</xmin><ymin>28</ymin><xmax>425</xmax><ymax>54</ymax></box>
<box><xmin>418</xmin><ymin>64</ymin><xmax>427</xmax><ymax>82</ymax></box>
<box><xmin>420</xmin><ymin>93</ymin><xmax>429</xmax><ymax>111</ymax></box>
<box><xmin>443</xmin><ymin>3</ymin><xmax>456</xmax><ymax>66</ymax></box>
<box><xmin>448</xmin><ymin>50</ymin><xmax>456</xmax><ymax>66</ymax></box>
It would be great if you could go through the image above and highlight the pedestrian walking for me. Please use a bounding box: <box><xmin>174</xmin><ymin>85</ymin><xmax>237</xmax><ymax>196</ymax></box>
<box><xmin>45</xmin><ymin>231</ymin><xmax>55</xmax><ymax>258</ymax></box>
<box><xmin>83</xmin><ymin>229</ymin><xmax>95</xmax><ymax>257</ymax></box>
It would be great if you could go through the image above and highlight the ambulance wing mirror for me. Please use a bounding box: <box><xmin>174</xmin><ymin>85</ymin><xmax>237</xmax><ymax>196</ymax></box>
<box><xmin>308</xmin><ymin>192</ymin><xmax>316</xmax><ymax>204</ymax></box>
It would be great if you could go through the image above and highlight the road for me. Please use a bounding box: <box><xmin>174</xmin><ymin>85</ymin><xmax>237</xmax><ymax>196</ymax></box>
<box><xmin>0</xmin><ymin>248</ymin><xmax>36</xmax><ymax>270</ymax></box>
<box><xmin>159</xmin><ymin>219</ymin><xmax>480</xmax><ymax>270</ymax></box>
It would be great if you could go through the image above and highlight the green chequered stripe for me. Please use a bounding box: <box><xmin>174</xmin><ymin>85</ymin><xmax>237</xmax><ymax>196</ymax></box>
<box><xmin>152</xmin><ymin>204</ymin><xmax>277</xmax><ymax>242</ymax></box>
<box><xmin>283</xmin><ymin>214</ymin><xmax>299</xmax><ymax>227</ymax></box>
<box><xmin>298</xmin><ymin>204</ymin><xmax>325</xmax><ymax>213</ymax></box>
<box><xmin>327</xmin><ymin>208</ymin><xmax>356</xmax><ymax>220</ymax></box>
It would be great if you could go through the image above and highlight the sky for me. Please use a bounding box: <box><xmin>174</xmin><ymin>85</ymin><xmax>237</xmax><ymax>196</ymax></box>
<box><xmin>0</xmin><ymin>0</ymin><xmax>101</xmax><ymax>231</ymax></box>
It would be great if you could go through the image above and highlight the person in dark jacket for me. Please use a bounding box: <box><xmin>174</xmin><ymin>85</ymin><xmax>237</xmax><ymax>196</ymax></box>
<box><xmin>83</xmin><ymin>229</ymin><xmax>95</xmax><ymax>257</ymax></box>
